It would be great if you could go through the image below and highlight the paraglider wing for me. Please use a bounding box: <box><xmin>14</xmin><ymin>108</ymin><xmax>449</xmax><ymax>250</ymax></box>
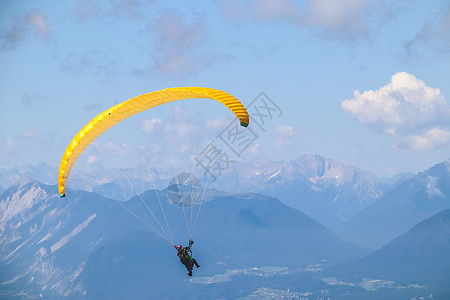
<box><xmin>58</xmin><ymin>87</ymin><xmax>249</xmax><ymax>197</ymax></box>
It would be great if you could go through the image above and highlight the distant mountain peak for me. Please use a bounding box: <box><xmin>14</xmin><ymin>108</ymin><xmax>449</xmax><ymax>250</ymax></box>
<box><xmin>292</xmin><ymin>154</ymin><xmax>361</xmax><ymax>183</ymax></box>
<box><xmin>293</xmin><ymin>154</ymin><xmax>334</xmax><ymax>178</ymax></box>
<box><xmin>0</xmin><ymin>162</ymin><xmax>57</xmax><ymax>193</ymax></box>
<box><xmin>0</xmin><ymin>179</ymin><xmax>49</xmax><ymax>233</ymax></box>
<box><xmin>15</xmin><ymin>175</ymin><xmax>35</xmax><ymax>188</ymax></box>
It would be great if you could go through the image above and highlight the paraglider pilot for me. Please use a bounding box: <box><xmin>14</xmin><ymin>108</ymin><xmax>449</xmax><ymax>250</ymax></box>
<box><xmin>174</xmin><ymin>240</ymin><xmax>200</xmax><ymax>276</ymax></box>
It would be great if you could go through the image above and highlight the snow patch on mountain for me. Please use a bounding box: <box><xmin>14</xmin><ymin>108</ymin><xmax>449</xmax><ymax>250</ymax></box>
<box><xmin>221</xmin><ymin>154</ymin><xmax>390</xmax><ymax>224</ymax></box>
<box><xmin>266</xmin><ymin>170</ymin><xmax>281</xmax><ymax>180</ymax></box>
<box><xmin>71</xmin><ymin>260</ymin><xmax>86</xmax><ymax>282</ymax></box>
<box><xmin>50</xmin><ymin>214</ymin><xmax>96</xmax><ymax>253</ymax></box>
<box><xmin>426</xmin><ymin>175</ymin><xmax>444</xmax><ymax>198</ymax></box>
<box><xmin>1</xmin><ymin>234</ymin><xmax>33</xmax><ymax>264</ymax></box>
<box><xmin>0</xmin><ymin>182</ymin><xmax>48</xmax><ymax>232</ymax></box>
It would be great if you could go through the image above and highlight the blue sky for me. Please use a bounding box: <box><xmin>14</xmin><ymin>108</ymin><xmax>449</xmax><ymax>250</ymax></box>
<box><xmin>1</xmin><ymin>0</ymin><xmax>449</xmax><ymax>178</ymax></box>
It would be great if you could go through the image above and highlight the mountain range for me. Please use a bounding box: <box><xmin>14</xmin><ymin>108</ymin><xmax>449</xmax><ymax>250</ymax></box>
<box><xmin>1</xmin><ymin>155</ymin><xmax>449</xmax><ymax>251</ymax></box>
<box><xmin>335</xmin><ymin>159</ymin><xmax>450</xmax><ymax>249</ymax></box>
<box><xmin>0</xmin><ymin>179</ymin><xmax>366</xmax><ymax>299</ymax></box>
<box><xmin>0</xmin><ymin>162</ymin><xmax>57</xmax><ymax>195</ymax></box>
<box><xmin>1</xmin><ymin>178</ymin><xmax>449</xmax><ymax>299</ymax></box>
<box><xmin>221</xmin><ymin>154</ymin><xmax>391</xmax><ymax>226</ymax></box>
<box><xmin>1</xmin><ymin>157</ymin><xmax>449</xmax><ymax>299</ymax></box>
<box><xmin>0</xmin><ymin>154</ymin><xmax>394</xmax><ymax>227</ymax></box>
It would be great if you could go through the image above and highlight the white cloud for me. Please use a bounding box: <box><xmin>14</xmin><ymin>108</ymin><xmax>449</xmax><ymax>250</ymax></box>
<box><xmin>87</xmin><ymin>155</ymin><xmax>98</xmax><ymax>164</ymax></box>
<box><xmin>305</xmin><ymin>0</ymin><xmax>374</xmax><ymax>38</ymax></box>
<box><xmin>1</xmin><ymin>11</ymin><xmax>50</xmax><ymax>49</ymax></box>
<box><xmin>105</xmin><ymin>142</ymin><xmax>133</xmax><ymax>155</ymax></box>
<box><xmin>74</xmin><ymin>0</ymin><xmax>157</xmax><ymax>22</ymax></box>
<box><xmin>342</xmin><ymin>72</ymin><xmax>450</xmax><ymax>151</ymax></box>
<box><xmin>87</xmin><ymin>142</ymin><xmax>135</xmax><ymax>159</ymax></box>
<box><xmin>141</xmin><ymin>118</ymin><xmax>163</xmax><ymax>134</ymax></box>
<box><xmin>222</xmin><ymin>0</ymin><xmax>302</xmax><ymax>23</ymax></box>
<box><xmin>109</xmin><ymin>0</ymin><xmax>150</xmax><ymax>20</ymax></box>
<box><xmin>27</xmin><ymin>11</ymin><xmax>50</xmax><ymax>37</ymax></box>
<box><xmin>247</xmin><ymin>142</ymin><xmax>263</xmax><ymax>157</ymax></box>
<box><xmin>221</xmin><ymin>0</ymin><xmax>393</xmax><ymax>40</ymax></box>
<box><xmin>396</xmin><ymin>127</ymin><xmax>450</xmax><ymax>151</ymax></box>
<box><xmin>75</xmin><ymin>0</ymin><xmax>101</xmax><ymax>21</ymax></box>
<box><xmin>162</xmin><ymin>107</ymin><xmax>198</xmax><ymax>151</ymax></box>
<box><xmin>253</xmin><ymin>0</ymin><xmax>300</xmax><ymax>21</ymax></box>
<box><xmin>206</xmin><ymin>118</ymin><xmax>230</xmax><ymax>130</ymax></box>
<box><xmin>275</xmin><ymin>124</ymin><xmax>296</xmax><ymax>149</ymax></box>
<box><xmin>15</xmin><ymin>130</ymin><xmax>41</xmax><ymax>140</ymax></box>
<box><xmin>0</xmin><ymin>140</ymin><xmax>16</xmax><ymax>159</ymax></box>
<box><xmin>426</xmin><ymin>175</ymin><xmax>444</xmax><ymax>198</ymax></box>
<box><xmin>150</xmin><ymin>12</ymin><xmax>221</xmax><ymax>78</ymax></box>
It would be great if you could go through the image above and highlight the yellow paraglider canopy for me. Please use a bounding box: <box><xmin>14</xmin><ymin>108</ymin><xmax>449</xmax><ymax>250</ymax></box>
<box><xmin>58</xmin><ymin>87</ymin><xmax>249</xmax><ymax>197</ymax></box>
